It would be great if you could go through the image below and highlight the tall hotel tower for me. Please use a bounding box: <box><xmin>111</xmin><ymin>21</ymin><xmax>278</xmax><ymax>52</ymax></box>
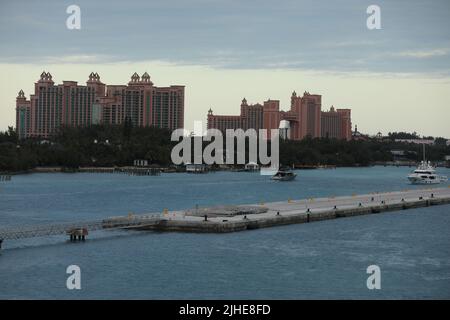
<box><xmin>207</xmin><ymin>91</ymin><xmax>352</xmax><ymax>141</ymax></box>
<box><xmin>16</xmin><ymin>72</ymin><xmax>185</xmax><ymax>139</ymax></box>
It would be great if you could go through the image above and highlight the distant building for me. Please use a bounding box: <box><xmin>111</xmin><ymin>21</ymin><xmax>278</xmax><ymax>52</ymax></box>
<box><xmin>390</xmin><ymin>150</ymin><xmax>407</xmax><ymax>161</ymax></box>
<box><xmin>284</xmin><ymin>91</ymin><xmax>322</xmax><ymax>139</ymax></box>
<box><xmin>207</xmin><ymin>91</ymin><xmax>352</xmax><ymax>141</ymax></box>
<box><xmin>134</xmin><ymin>159</ymin><xmax>149</xmax><ymax>167</ymax></box>
<box><xmin>395</xmin><ymin>139</ymin><xmax>435</xmax><ymax>145</ymax></box>
<box><xmin>16</xmin><ymin>90</ymin><xmax>32</xmax><ymax>139</ymax></box>
<box><xmin>16</xmin><ymin>71</ymin><xmax>185</xmax><ymax>139</ymax></box>
<box><xmin>207</xmin><ymin>98</ymin><xmax>273</xmax><ymax>139</ymax></box>
<box><xmin>279</xmin><ymin>120</ymin><xmax>290</xmax><ymax>140</ymax></box>
<box><xmin>244</xmin><ymin>162</ymin><xmax>259</xmax><ymax>171</ymax></box>
<box><xmin>352</xmin><ymin>125</ymin><xmax>368</xmax><ymax>141</ymax></box>
<box><xmin>186</xmin><ymin>163</ymin><xmax>208</xmax><ymax>173</ymax></box>
<box><xmin>321</xmin><ymin>106</ymin><xmax>352</xmax><ymax>140</ymax></box>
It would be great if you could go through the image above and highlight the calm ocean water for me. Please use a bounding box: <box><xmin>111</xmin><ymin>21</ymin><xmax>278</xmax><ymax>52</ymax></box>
<box><xmin>0</xmin><ymin>166</ymin><xmax>449</xmax><ymax>299</ymax></box>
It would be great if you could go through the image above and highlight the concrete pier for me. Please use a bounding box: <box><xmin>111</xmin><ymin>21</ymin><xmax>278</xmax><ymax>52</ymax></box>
<box><xmin>1</xmin><ymin>188</ymin><xmax>449</xmax><ymax>248</ymax></box>
<box><xmin>132</xmin><ymin>187</ymin><xmax>450</xmax><ymax>233</ymax></box>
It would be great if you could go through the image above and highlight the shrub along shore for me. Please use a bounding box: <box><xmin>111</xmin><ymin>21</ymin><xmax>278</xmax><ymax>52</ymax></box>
<box><xmin>1</xmin><ymin>125</ymin><xmax>449</xmax><ymax>173</ymax></box>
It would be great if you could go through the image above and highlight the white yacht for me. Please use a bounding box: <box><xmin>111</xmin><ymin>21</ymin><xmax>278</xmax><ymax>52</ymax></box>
<box><xmin>407</xmin><ymin>145</ymin><xmax>448</xmax><ymax>185</ymax></box>
<box><xmin>407</xmin><ymin>161</ymin><xmax>447</xmax><ymax>184</ymax></box>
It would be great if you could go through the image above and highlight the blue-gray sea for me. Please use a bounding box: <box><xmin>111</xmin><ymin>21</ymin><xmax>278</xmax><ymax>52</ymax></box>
<box><xmin>0</xmin><ymin>166</ymin><xmax>449</xmax><ymax>299</ymax></box>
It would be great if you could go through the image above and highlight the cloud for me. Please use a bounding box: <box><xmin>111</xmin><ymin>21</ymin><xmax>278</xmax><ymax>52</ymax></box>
<box><xmin>43</xmin><ymin>54</ymin><xmax>116</xmax><ymax>64</ymax></box>
<box><xmin>1</xmin><ymin>0</ymin><xmax>450</xmax><ymax>74</ymax></box>
<box><xmin>0</xmin><ymin>54</ymin><xmax>125</xmax><ymax>65</ymax></box>
<box><xmin>318</xmin><ymin>40</ymin><xmax>382</xmax><ymax>48</ymax></box>
<box><xmin>396</xmin><ymin>49</ymin><xmax>449</xmax><ymax>59</ymax></box>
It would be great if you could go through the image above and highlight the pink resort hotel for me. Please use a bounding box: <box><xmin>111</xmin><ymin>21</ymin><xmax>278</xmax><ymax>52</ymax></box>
<box><xmin>15</xmin><ymin>72</ymin><xmax>351</xmax><ymax>141</ymax></box>
<box><xmin>207</xmin><ymin>91</ymin><xmax>352</xmax><ymax>141</ymax></box>
<box><xmin>15</xmin><ymin>72</ymin><xmax>185</xmax><ymax>138</ymax></box>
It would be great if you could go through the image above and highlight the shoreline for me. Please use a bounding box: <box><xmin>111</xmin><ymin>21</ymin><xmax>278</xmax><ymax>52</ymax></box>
<box><xmin>4</xmin><ymin>161</ymin><xmax>447</xmax><ymax>176</ymax></box>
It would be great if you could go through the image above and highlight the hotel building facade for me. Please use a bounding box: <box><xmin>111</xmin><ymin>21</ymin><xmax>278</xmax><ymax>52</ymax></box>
<box><xmin>207</xmin><ymin>91</ymin><xmax>352</xmax><ymax>141</ymax></box>
<box><xmin>16</xmin><ymin>72</ymin><xmax>185</xmax><ymax>139</ymax></box>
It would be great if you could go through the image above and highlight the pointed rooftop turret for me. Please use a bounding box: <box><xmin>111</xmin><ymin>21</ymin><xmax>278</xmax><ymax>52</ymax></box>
<box><xmin>132</xmin><ymin>72</ymin><xmax>140</xmax><ymax>80</ymax></box>
<box><xmin>141</xmin><ymin>72</ymin><xmax>153</xmax><ymax>84</ymax></box>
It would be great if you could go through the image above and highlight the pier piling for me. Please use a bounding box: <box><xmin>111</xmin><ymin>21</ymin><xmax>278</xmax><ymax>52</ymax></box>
<box><xmin>67</xmin><ymin>228</ymin><xmax>88</xmax><ymax>242</ymax></box>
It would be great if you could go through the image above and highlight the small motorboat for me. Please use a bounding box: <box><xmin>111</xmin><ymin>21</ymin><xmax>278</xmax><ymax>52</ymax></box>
<box><xmin>271</xmin><ymin>170</ymin><xmax>297</xmax><ymax>181</ymax></box>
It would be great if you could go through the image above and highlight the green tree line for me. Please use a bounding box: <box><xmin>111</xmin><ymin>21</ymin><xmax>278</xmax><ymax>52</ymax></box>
<box><xmin>1</xmin><ymin>125</ymin><xmax>449</xmax><ymax>172</ymax></box>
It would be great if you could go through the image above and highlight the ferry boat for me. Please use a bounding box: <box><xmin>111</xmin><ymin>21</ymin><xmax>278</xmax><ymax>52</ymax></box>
<box><xmin>407</xmin><ymin>144</ymin><xmax>448</xmax><ymax>184</ymax></box>
<box><xmin>271</xmin><ymin>169</ymin><xmax>297</xmax><ymax>181</ymax></box>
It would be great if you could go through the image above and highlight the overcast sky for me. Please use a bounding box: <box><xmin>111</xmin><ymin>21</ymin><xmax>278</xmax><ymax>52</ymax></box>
<box><xmin>1</xmin><ymin>0</ymin><xmax>449</xmax><ymax>137</ymax></box>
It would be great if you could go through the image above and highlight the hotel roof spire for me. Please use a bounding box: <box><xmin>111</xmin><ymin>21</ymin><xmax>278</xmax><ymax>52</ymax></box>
<box><xmin>38</xmin><ymin>71</ymin><xmax>54</xmax><ymax>83</ymax></box>
<box><xmin>141</xmin><ymin>72</ymin><xmax>153</xmax><ymax>85</ymax></box>
<box><xmin>88</xmin><ymin>72</ymin><xmax>102</xmax><ymax>83</ymax></box>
